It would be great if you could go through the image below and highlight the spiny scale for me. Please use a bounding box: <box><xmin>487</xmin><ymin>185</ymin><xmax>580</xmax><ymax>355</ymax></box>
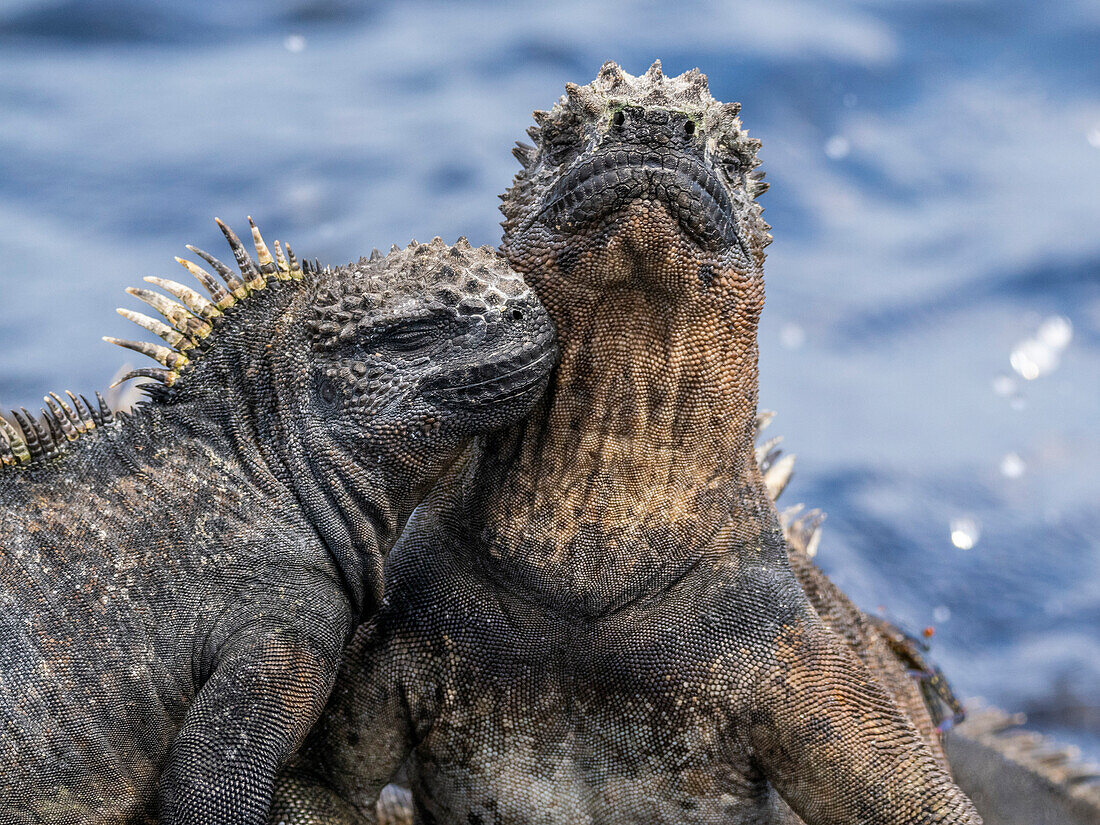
<box><xmin>12</xmin><ymin>409</ymin><xmax>45</xmax><ymax>461</ymax></box>
<box><xmin>108</xmin><ymin>217</ymin><xmax>304</xmax><ymax>389</ymax></box>
<box><xmin>754</xmin><ymin>409</ymin><xmax>824</xmax><ymax>557</ymax></box>
<box><xmin>216</xmin><ymin>217</ymin><xmax>262</xmax><ymax>286</ymax></box>
<box><xmin>176</xmin><ymin>256</ymin><xmax>232</xmax><ymax>309</ymax></box>
<box><xmin>143</xmin><ymin>276</ymin><xmax>218</xmax><ymax>322</ymax></box>
<box><xmin>1</xmin><ymin>391</ymin><xmax>112</xmax><ymax>470</ymax></box>
<box><xmin>116</xmin><ymin>308</ymin><xmax>192</xmax><ymax>352</ymax></box>
<box><xmin>0</xmin><ymin>415</ymin><xmax>31</xmax><ymax>467</ymax></box>
<box><xmin>187</xmin><ymin>244</ymin><xmax>246</xmax><ymax>299</ymax></box>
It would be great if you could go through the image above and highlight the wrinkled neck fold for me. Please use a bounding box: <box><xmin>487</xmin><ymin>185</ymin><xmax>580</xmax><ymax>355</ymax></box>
<box><xmin>474</xmin><ymin>285</ymin><xmax>763</xmax><ymax>555</ymax></box>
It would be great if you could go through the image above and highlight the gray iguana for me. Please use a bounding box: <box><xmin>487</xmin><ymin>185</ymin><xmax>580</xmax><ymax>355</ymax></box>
<box><xmin>0</xmin><ymin>224</ymin><xmax>555</xmax><ymax>824</ymax></box>
<box><xmin>269</xmin><ymin>62</ymin><xmax>982</xmax><ymax>823</ymax></box>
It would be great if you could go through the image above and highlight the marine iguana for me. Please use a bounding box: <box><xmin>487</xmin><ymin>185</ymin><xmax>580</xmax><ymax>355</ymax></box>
<box><xmin>0</xmin><ymin>225</ymin><xmax>555</xmax><ymax>824</ymax></box>
<box><xmin>269</xmin><ymin>62</ymin><xmax>982</xmax><ymax>823</ymax></box>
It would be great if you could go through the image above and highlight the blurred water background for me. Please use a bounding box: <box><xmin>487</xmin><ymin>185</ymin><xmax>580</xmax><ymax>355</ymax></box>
<box><xmin>0</xmin><ymin>0</ymin><xmax>1097</xmax><ymax>758</ymax></box>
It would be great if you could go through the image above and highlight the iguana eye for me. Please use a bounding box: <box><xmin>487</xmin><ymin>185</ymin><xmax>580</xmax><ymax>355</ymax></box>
<box><xmin>611</xmin><ymin>110</ymin><xmax>625</xmax><ymax>128</ymax></box>
<box><xmin>684</xmin><ymin>120</ymin><xmax>696</xmax><ymax>137</ymax></box>
<box><xmin>318</xmin><ymin>378</ymin><xmax>339</xmax><ymax>404</ymax></box>
<box><xmin>385</xmin><ymin>319</ymin><xmax>439</xmax><ymax>353</ymax></box>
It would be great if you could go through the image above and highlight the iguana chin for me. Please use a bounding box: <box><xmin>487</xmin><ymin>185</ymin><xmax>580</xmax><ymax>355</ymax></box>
<box><xmin>0</xmin><ymin>224</ymin><xmax>555</xmax><ymax>824</ymax></box>
<box><xmin>269</xmin><ymin>62</ymin><xmax>980</xmax><ymax>823</ymax></box>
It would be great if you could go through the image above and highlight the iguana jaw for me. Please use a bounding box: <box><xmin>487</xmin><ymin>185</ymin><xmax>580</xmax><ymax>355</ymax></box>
<box><xmin>528</xmin><ymin>139</ymin><xmax>742</xmax><ymax>257</ymax></box>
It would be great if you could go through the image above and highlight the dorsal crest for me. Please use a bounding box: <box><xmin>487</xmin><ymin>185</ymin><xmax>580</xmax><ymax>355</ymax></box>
<box><xmin>1</xmin><ymin>218</ymin><xmax>303</xmax><ymax>471</ymax></box>
<box><xmin>1</xmin><ymin>392</ymin><xmax>114</xmax><ymax>469</ymax></box>
<box><xmin>105</xmin><ymin>217</ymin><xmax>304</xmax><ymax>389</ymax></box>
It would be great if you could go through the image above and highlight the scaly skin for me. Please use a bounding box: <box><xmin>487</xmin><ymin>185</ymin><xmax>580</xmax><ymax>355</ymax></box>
<box><xmin>759</xmin><ymin>430</ymin><xmax>1100</xmax><ymax>825</ymax></box>
<box><xmin>761</xmin><ymin>442</ymin><xmax>1100</xmax><ymax>825</ymax></box>
<box><xmin>301</xmin><ymin>430</ymin><xmax>1100</xmax><ymax>825</ymax></box>
<box><xmin>0</xmin><ymin>228</ymin><xmax>554</xmax><ymax>825</ymax></box>
<box><xmin>270</xmin><ymin>62</ymin><xmax>980</xmax><ymax>823</ymax></box>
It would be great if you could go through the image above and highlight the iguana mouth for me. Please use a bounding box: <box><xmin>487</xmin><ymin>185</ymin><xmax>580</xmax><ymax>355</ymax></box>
<box><xmin>534</xmin><ymin>150</ymin><xmax>741</xmax><ymax>254</ymax></box>
<box><xmin>426</xmin><ymin>345</ymin><xmax>556</xmax><ymax>406</ymax></box>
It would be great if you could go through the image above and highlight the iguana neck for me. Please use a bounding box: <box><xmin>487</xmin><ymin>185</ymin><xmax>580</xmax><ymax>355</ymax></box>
<box><xmin>133</xmin><ymin>292</ymin><xmax>392</xmax><ymax>619</ymax></box>
<box><xmin>467</xmin><ymin>244</ymin><xmax>768</xmax><ymax>610</ymax></box>
<box><xmin>509</xmin><ymin>295</ymin><xmax>756</xmax><ymax>518</ymax></box>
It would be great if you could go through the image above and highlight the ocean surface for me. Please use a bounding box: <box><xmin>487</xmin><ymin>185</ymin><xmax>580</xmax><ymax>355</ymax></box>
<box><xmin>1</xmin><ymin>1</ymin><xmax>1098</xmax><ymax>758</ymax></box>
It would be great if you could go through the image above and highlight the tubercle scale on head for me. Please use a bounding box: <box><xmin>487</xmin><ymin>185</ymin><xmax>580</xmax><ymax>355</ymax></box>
<box><xmin>305</xmin><ymin>236</ymin><xmax>528</xmax><ymax>353</ymax></box>
<box><xmin>519</xmin><ymin>60</ymin><xmax>760</xmax><ymax>169</ymax></box>
<box><xmin>501</xmin><ymin>59</ymin><xmax>773</xmax><ymax>254</ymax></box>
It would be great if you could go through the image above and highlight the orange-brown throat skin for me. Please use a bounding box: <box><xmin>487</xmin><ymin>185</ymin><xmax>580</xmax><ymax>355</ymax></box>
<box><xmin>477</xmin><ymin>201</ymin><xmax>767</xmax><ymax>614</ymax></box>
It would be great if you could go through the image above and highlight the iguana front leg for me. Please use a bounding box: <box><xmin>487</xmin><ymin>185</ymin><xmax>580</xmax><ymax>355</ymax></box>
<box><xmin>729</xmin><ymin>600</ymin><xmax>981</xmax><ymax>824</ymax></box>
<box><xmin>159</xmin><ymin>618</ymin><xmax>346</xmax><ymax>825</ymax></box>
<box><xmin>267</xmin><ymin>621</ymin><xmax>416</xmax><ymax>825</ymax></box>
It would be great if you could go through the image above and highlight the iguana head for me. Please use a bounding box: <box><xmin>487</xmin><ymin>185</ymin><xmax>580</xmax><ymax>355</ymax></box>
<box><xmin>501</xmin><ymin>60</ymin><xmax>770</xmax><ymax>299</ymax></box>
<box><xmin>296</xmin><ymin>237</ymin><xmax>555</xmax><ymax>486</ymax></box>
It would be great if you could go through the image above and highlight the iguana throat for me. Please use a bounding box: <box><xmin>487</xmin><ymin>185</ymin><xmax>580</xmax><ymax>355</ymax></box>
<box><xmin>509</xmin><ymin>199</ymin><xmax>761</xmax><ymax>524</ymax></box>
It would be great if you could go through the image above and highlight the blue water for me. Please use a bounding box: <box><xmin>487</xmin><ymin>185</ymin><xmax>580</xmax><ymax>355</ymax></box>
<box><xmin>1</xmin><ymin>0</ymin><xmax>1098</xmax><ymax>758</ymax></box>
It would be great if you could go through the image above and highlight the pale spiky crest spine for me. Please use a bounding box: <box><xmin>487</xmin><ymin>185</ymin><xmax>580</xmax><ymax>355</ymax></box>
<box><xmin>107</xmin><ymin>217</ymin><xmax>304</xmax><ymax>389</ymax></box>
<box><xmin>753</xmin><ymin>410</ymin><xmax>825</xmax><ymax>557</ymax></box>
<box><xmin>1</xmin><ymin>392</ymin><xmax>113</xmax><ymax>470</ymax></box>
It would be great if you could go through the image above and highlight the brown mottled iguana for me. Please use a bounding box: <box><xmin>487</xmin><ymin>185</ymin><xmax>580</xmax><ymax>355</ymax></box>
<box><xmin>0</xmin><ymin>225</ymin><xmax>555</xmax><ymax>824</ymax></box>
<box><xmin>269</xmin><ymin>62</ymin><xmax>983</xmax><ymax>823</ymax></box>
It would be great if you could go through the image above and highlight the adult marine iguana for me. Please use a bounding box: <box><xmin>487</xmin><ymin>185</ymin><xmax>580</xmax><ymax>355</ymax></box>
<box><xmin>269</xmin><ymin>62</ymin><xmax>982</xmax><ymax>823</ymax></box>
<box><xmin>0</xmin><ymin>225</ymin><xmax>555</xmax><ymax>824</ymax></box>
